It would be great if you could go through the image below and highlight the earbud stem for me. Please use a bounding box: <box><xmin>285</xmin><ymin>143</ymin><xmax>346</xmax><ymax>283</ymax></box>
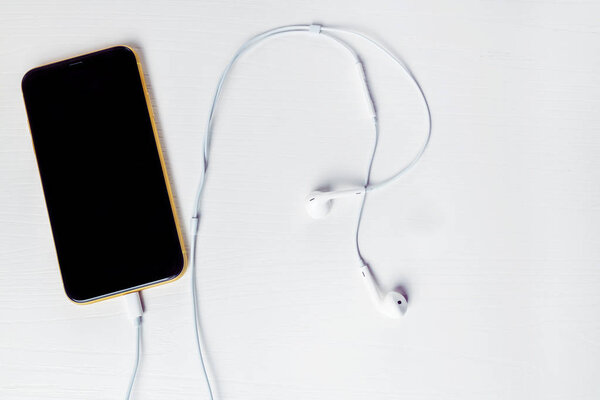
<box><xmin>360</xmin><ymin>264</ymin><xmax>382</xmax><ymax>304</ymax></box>
<box><xmin>324</xmin><ymin>187</ymin><xmax>366</xmax><ymax>201</ymax></box>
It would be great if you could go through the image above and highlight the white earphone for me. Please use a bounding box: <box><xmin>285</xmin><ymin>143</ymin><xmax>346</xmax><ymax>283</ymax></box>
<box><xmin>361</xmin><ymin>264</ymin><xmax>408</xmax><ymax>318</ymax></box>
<box><xmin>189</xmin><ymin>22</ymin><xmax>431</xmax><ymax>399</ymax></box>
<box><xmin>305</xmin><ymin>188</ymin><xmax>365</xmax><ymax>219</ymax></box>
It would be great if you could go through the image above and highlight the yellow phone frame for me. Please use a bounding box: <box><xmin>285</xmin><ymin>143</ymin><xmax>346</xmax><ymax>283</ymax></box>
<box><xmin>22</xmin><ymin>45</ymin><xmax>187</xmax><ymax>305</ymax></box>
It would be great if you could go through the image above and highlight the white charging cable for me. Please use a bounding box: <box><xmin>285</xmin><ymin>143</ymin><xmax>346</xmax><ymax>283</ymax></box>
<box><xmin>189</xmin><ymin>23</ymin><xmax>432</xmax><ymax>398</ymax></box>
<box><xmin>123</xmin><ymin>292</ymin><xmax>143</xmax><ymax>400</ymax></box>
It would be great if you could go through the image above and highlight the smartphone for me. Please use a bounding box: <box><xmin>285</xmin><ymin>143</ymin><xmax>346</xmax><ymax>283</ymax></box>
<box><xmin>22</xmin><ymin>46</ymin><xmax>186</xmax><ymax>304</ymax></box>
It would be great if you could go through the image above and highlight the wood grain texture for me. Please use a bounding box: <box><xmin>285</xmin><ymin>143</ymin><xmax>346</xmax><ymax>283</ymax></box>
<box><xmin>1</xmin><ymin>1</ymin><xmax>600</xmax><ymax>399</ymax></box>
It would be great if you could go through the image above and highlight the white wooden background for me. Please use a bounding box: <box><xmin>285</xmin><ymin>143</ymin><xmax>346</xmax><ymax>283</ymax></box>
<box><xmin>1</xmin><ymin>1</ymin><xmax>600</xmax><ymax>399</ymax></box>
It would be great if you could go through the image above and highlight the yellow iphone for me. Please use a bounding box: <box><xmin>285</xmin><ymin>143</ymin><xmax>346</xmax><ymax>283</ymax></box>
<box><xmin>22</xmin><ymin>46</ymin><xmax>186</xmax><ymax>303</ymax></box>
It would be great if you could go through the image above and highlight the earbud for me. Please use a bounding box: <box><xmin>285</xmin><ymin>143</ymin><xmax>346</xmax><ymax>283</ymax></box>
<box><xmin>305</xmin><ymin>187</ymin><xmax>366</xmax><ymax>219</ymax></box>
<box><xmin>360</xmin><ymin>264</ymin><xmax>407</xmax><ymax>318</ymax></box>
<box><xmin>305</xmin><ymin>191</ymin><xmax>332</xmax><ymax>219</ymax></box>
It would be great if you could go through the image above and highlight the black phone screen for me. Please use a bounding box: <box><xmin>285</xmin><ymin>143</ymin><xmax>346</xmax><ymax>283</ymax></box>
<box><xmin>22</xmin><ymin>46</ymin><xmax>185</xmax><ymax>302</ymax></box>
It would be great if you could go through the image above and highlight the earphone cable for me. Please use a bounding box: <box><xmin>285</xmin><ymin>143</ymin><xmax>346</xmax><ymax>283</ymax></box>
<box><xmin>193</xmin><ymin>24</ymin><xmax>431</xmax><ymax>217</ymax></box>
<box><xmin>189</xmin><ymin>23</ymin><xmax>432</xmax><ymax>396</ymax></box>
<box><xmin>355</xmin><ymin>117</ymin><xmax>380</xmax><ymax>265</ymax></box>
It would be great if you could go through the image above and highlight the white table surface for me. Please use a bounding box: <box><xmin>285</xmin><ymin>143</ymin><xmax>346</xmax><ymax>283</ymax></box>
<box><xmin>1</xmin><ymin>1</ymin><xmax>600</xmax><ymax>399</ymax></box>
